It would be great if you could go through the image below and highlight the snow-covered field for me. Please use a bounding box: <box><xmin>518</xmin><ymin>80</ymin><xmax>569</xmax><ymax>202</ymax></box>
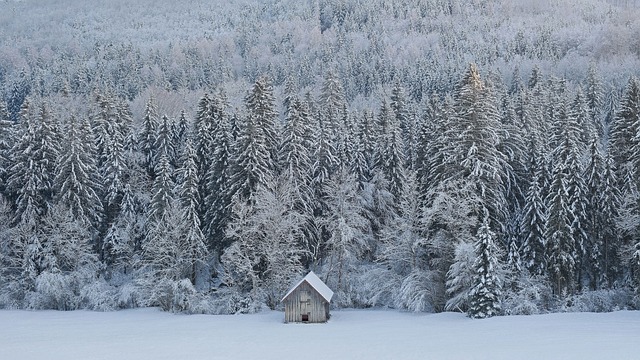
<box><xmin>2</xmin><ymin>308</ymin><xmax>639</xmax><ymax>360</ymax></box>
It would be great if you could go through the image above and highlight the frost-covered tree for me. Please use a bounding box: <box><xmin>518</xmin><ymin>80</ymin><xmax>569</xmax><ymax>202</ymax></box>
<box><xmin>202</xmin><ymin>92</ymin><xmax>234</xmax><ymax>254</ymax></box>
<box><xmin>521</xmin><ymin>145</ymin><xmax>548</xmax><ymax>276</ymax></box>
<box><xmin>176</xmin><ymin>139</ymin><xmax>208</xmax><ymax>285</ymax></box>
<box><xmin>443</xmin><ymin>64</ymin><xmax>510</xmax><ymax>230</ymax></box>
<box><xmin>154</xmin><ymin>115</ymin><xmax>177</xmax><ymax>170</ymax></box>
<box><xmin>148</xmin><ymin>153</ymin><xmax>174</xmax><ymax>222</ymax></box>
<box><xmin>586</xmin><ymin>141</ymin><xmax>621</xmax><ymax>289</ymax></box>
<box><xmin>54</xmin><ymin>117</ymin><xmax>102</xmax><ymax>230</ymax></box>
<box><xmin>611</xmin><ymin>77</ymin><xmax>640</xmax><ymax>180</ymax></box>
<box><xmin>139</xmin><ymin>97</ymin><xmax>159</xmax><ymax>177</ymax></box>
<box><xmin>546</xmin><ymin>138</ymin><xmax>577</xmax><ymax>297</ymax></box>
<box><xmin>320</xmin><ymin>70</ymin><xmax>346</xmax><ymax>151</ymax></box>
<box><xmin>222</xmin><ymin>175</ymin><xmax>306</xmax><ymax>311</ymax></box>
<box><xmin>372</xmin><ymin>171</ymin><xmax>436</xmax><ymax>311</ymax></box>
<box><xmin>6</xmin><ymin>101</ymin><xmax>59</xmax><ymax>225</ymax></box>
<box><xmin>319</xmin><ymin>169</ymin><xmax>369</xmax><ymax>306</ymax></box>
<box><xmin>279</xmin><ymin>97</ymin><xmax>315</xmax><ymax>256</ymax></box>
<box><xmin>31</xmin><ymin>203</ymin><xmax>103</xmax><ymax>310</ymax></box>
<box><xmin>376</xmin><ymin>100</ymin><xmax>406</xmax><ymax>200</ymax></box>
<box><xmin>468</xmin><ymin>210</ymin><xmax>503</xmax><ymax>319</ymax></box>
<box><xmin>229</xmin><ymin>78</ymin><xmax>278</xmax><ymax>204</ymax></box>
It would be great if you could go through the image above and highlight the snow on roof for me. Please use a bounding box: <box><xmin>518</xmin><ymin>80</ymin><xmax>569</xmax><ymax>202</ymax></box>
<box><xmin>281</xmin><ymin>271</ymin><xmax>334</xmax><ymax>303</ymax></box>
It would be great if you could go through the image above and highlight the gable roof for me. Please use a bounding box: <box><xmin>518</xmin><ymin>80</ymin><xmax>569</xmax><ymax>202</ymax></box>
<box><xmin>281</xmin><ymin>271</ymin><xmax>334</xmax><ymax>303</ymax></box>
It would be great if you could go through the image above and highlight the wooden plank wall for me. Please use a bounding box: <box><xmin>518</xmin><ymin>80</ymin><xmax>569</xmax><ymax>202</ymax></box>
<box><xmin>284</xmin><ymin>281</ymin><xmax>329</xmax><ymax>323</ymax></box>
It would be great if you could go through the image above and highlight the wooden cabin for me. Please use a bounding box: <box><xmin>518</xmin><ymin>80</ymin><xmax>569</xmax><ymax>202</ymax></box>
<box><xmin>281</xmin><ymin>271</ymin><xmax>334</xmax><ymax>323</ymax></box>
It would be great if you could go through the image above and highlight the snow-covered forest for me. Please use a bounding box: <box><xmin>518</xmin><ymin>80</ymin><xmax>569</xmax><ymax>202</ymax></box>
<box><xmin>1</xmin><ymin>0</ymin><xmax>640</xmax><ymax>318</ymax></box>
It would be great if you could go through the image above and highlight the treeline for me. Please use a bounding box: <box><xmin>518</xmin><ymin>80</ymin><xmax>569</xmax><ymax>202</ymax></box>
<box><xmin>0</xmin><ymin>62</ymin><xmax>639</xmax><ymax>318</ymax></box>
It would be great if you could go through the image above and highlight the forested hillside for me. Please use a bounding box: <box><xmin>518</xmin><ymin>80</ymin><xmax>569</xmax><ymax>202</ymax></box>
<box><xmin>1</xmin><ymin>0</ymin><xmax>640</xmax><ymax>317</ymax></box>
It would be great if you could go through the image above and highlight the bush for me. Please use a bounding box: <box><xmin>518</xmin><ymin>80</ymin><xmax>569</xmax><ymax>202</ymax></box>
<box><xmin>561</xmin><ymin>289</ymin><xmax>633</xmax><ymax>313</ymax></box>
<box><xmin>80</xmin><ymin>280</ymin><xmax>118</xmax><ymax>311</ymax></box>
<box><xmin>29</xmin><ymin>271</ymin><xmax>79</xmax><ymax>310</ymax></box>
<box><xmin>502</xmin><ymin>272</ymin><xmax>553</xmax><ymax>315</ymax></box>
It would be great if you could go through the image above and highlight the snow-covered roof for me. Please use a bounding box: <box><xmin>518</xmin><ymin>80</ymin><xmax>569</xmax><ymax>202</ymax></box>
<box><xmin>281</xmin><ymin>271</ymin><xmax>334</xmax><ymax>303</ymax></box>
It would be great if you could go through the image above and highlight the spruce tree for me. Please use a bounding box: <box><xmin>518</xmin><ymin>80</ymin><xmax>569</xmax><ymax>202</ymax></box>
<box><xmin>54</xmin><ymin>116</ymin><xmax>103</xmax><ymax>230</ymax></box>
<box><xmin>154</xmin><ymin>115</ymin><xmax>177</xmax><ymax>170</ymax></box>
<box><xmin>446</xmin><ymin>64</ymin><xmax>510</xmax><ymax>230</ymax></box>
<box><xmin>139</xmin><ymin>97</ymin><xmax>159</xmax><ymax>177</ymax></box>
<box><xmin>521</xmin><ymin>144</ymin><xmax>548</xmax><ymax>276</ymax></box>
<box><xmin>611</xmin><ymin>77</ymin><xmax>640</xmax><ymax>180</ymax></box>
<box><xmin>149</xmin><ymin>153</ymin><xmax>174</xmax><ymax>222</ymax></box>
<box><xmin>202</xmin><ymin>93</ymin><xmax>234</xmax><ymax>254</ymax></box>
<box><xmin>376</xmin><ymin>100</ymin><xmax>406</xmax><ymax>200</ymax></box>
<box><xmin>468</xmin><ymin>209</ymin><xmax>503</xmax><ymax>319</ymax></box>
<box><xmin>546</xmin><ymin>138</ymin><xmax>577</xmax><ymax>296</ymax></box>
<box><xmin>177</xmin><ymin>139</ymin><xmax>208</xmax><ymax>285</ymax></box>
<box><xmin>229</xmin><ymin>78</ymin><xmax>278</xmax><ymax>203</ymax></box>
<box><xmin>279</xmin><ymin>97</ymin><xmax>315</xmax><ymax>253</ymax></box>
<box><xmin>7</xmin><ymin>101</ymin><xmax>59</xmax><ymax>225</ymax></box>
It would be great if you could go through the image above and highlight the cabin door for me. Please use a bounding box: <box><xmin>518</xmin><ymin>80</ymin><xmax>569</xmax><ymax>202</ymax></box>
<box><xmin>300</xmin><ymin>290</ymin><xmax>310</xmax><ymax>321</ymax></box>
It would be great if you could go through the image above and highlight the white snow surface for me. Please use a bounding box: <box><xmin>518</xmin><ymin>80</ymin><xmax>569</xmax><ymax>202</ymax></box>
<box><xmin>282</xmin><ymin>270</ymin><xmax>334</xmax><ymax>302</ymax></box>
<box><xmin>2</xmin><ymin>308</ymin><xmax>639</xmax><ymax>360</ymax></box>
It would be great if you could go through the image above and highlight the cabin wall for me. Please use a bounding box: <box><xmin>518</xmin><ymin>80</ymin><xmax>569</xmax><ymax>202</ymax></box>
<box><xmin>284</xmin><ymin>282</ymin><xmax>329</xmax><ymax>323</ymax></box>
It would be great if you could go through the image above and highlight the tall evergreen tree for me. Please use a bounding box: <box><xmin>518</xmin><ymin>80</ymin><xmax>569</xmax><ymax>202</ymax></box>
<box><xmin>468</xmin><ymin>209</ymin><xmax>503</xmax><ymax>319</ymax></box>
<box><xmin>375</xmin><ymin>100</ymin><xmax>406</xmax><ymax>200</ymax></box>
<box><xmin>202</xmin><ymin>92</ymin><xmax>234</xmax><ymax>254</ymax></box>
<box><xmin>442</xmin><ymin>64</ymin><xmax>510</xmax><ymax>231</ymax></box>
<box><xmin>149</xmin><ymin>153</ymin><xmax>174</xmax><ymax>222</ymax></box>
<box><xmin>229</xmin><ymin>78</ymin><xmax>278</xmax><ymax>203</ymax></box>
<box><xmin>279</xmin><ymin>97</ymin><xmax>315</xmax><ymax>253</ymax></box>
<box><xmin>54</xmin><ymin>116</ymin><xmax>102</xmax><ymax>230</ymax></box>
<box><xmin>139</xmin><ymin>97</ymin><xmax>159</xmax><ymax>177</ymax></box>
<box><xmin>586</xmin><ymin>142</ymin><xmax>621</xmax><ymax>289</ymax></box>
<box><xmin>611</xmin><ymin>77</ymin><xmax>640</xmax><ymax>180</ymax></box>
<box><xmin>6</xmin><ymin>101</ymin><xmax>59</xmax><ymax>225</ymax></box>
<box><xmin>154</xmin><ymin>115</ymin><xmax>177</xmax><ymax>170</ymax></box>
<box><xmin>177</xmin><ymin>139</ymin><xmax>208</xmax><ymax>285</ymax></box>
<box><xmin>521</xmin><ymin>144</ymin><xmax>548</xmax><ymax>276</ymax></box>
<box><xmin>545</xmin><ymin>137</ymin><xmax>577</xmax><ymax>296</ymax></box>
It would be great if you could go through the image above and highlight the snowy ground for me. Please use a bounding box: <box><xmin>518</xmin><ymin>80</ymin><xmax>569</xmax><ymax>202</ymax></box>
<box><xmin>2</xmin><ymin>308</ymin><xmax>639</xmax><ymax>360</ymax></box>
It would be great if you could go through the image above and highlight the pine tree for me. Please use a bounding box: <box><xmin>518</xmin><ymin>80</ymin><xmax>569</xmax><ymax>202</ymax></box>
<box><xmin>54</xmin><ymin>116</ymin><xmax>103</xmax><ymax>229</ymax></box>
<box><xmin>6</xmin><ymin>101</ymin><xmax>59</xmax><ymax>225</ymax></box>
<box><xmin>585</xmin><ymin>65</ymin><xmax>603</xmax><ymax>135</ymax></box>
<box><xmin>6</xmin><ymin>69</ymin><xmax>31</xmax><ymax>122</ymax></box>
<box><xmin>468</xmin><ymin>209</ymin><xmax>503</xmax><ymax>319</ymax></box>
<box><xmin>244</xmin><ymin>76</ymin><xmax>279</xmax><ymax>171</ymax></box>
<box><xmin>376</xmin><ymin>171</ymin><xmax>433</xmax><ymax>311</ymax></box>
<box><xmin>177</xmin><ymin>139</ymin><xmax>208</xmax><ymax>285</ymax></box>
<box><xmin>203</xmin><ymin>92</ymin><xmax>234</xmax><ymax>254</ymax></box>
<box><xmin>390</xmin><ymin>82</ymin><xmax>414</xmax><ymax>168</ymax></box>
<box><xmin>351</xmin><ymin>111</ymin><xmax>375</xmax><ymax>188</ymax></box>
<box><xmin>546</xmin><ymin>137</ymin><xmax>577</xmax><ymax>296</ymax></box>
<box><xmin>611</xmin><ymin>77</ymin><xmax>640</xmax><ymax>180</ymax></box>
<box><xmin>564</xmin><ymin>103</ymin><xmax>589</xmax><ymax>290</ymax></box>
<box><xmin>521</xmin><ymin>144</ymin><xmax>548</xmax><ymax>276</ymax></box>
<box><xmin>154</xmin><ymin>115</ymin><xmax>177</xmax><ymax>170</ymax></box>
<box><xmin>375</xmin><ymin>100</ymin><xmax>406</xmax><ymax>200</ymax></box>
<box><xmin>445</xmin><ymin>64</ymin><xmax>510</xmax><ymax>230</ymax></box>
<box><xmin>279</xmin><ymin>97</ymin><xmax>315</xmax><ymax>254</ymax></box>
<box><xmin>0</xmin><ymin>101</ymin><xmax>14</xmax><ymax>192</ymax></box>
<box><xmin>320</xmin><ymin>70</ymin><xmax>346</xmax><ymax>148</ymax></box>
<box><xmin>586</xmin><ymin>142</ymin><xmax>621</xmax><ymax>289</ymax></box>
<box><xmin>139</xmin><ymin>97</ymin><xmax>159</xmax><ymax>177</ymax></box>
<box><xmin>149</xmin><ymin>153</ymin><xmax>174</xmax><ymax>222</ymax></box>
<box><xmin>229</xmin><ymin>78</ymin><xmax>278</xmax><ymax>203</ymax></box>
<box><xmin>172</xmin><ymin>110</ymin><xmax>189</xmax><ymax>156</ymax></box>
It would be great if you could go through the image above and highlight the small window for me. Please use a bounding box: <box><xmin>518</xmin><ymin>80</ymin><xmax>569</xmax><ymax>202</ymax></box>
<box><xmin>301</xmin><ymin>314</ymin><xmax>309</xmax><ymax>322</ymax></box>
